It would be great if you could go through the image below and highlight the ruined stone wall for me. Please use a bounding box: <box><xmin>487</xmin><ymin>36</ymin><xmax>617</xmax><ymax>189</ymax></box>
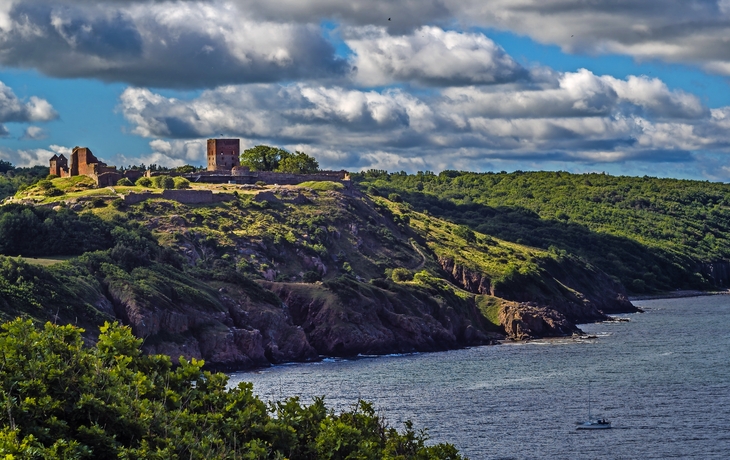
<box><xmin>183</xmin><ymin>169</ymin><xmax>349</xmax><ymax>185</ymax></box>
<box><xmin>95</xmin><ymin>172</ymin><xmax>123</xmax><ymax>187</ymax></box>
<box><xmin>161</xmin><ymin>189</ymin><xmax>214</xmax><ymax>204</ymax></box>
<box><xmin>123</xmin><ymin>190</ymin><xmax>234</xmax><ymax>205</ymax></box>
<box><xmin>253</xmin><ymin>170</ymin><xmax>349</xmax><ymax>185</ymax></box>
<box><xmin>123</xmin><ymin>170</ymin><xmax>145</xmax><ymax>182</ymax></box>
<box><xmin>123</xmin><ymin>192</ymin><xmax>161</xmax><ymax>205</ymax></box>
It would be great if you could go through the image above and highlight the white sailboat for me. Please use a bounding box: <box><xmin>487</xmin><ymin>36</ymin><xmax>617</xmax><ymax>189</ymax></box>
<box><xmin>576</xmin><ymin>381</ymin><xmax>611</xmax><ymax>430</ymax></box>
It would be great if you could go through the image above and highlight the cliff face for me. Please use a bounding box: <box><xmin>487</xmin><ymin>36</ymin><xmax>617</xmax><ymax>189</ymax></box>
<box><xmin>499</xmin><ymin>302</ymin><xmax>580</xmax><ymax>340</ymax></box>
<box><xmin>105</xmin><ymin>188</ymin><xmax>641</xmax><ymax>361</ymax></box>
<box><xmin>106</xmin><ymin>281</ymin><xmax>318</xmax><ymax>371</ymax></box>
<box><xmin>96</xmin><ymin>272</ymin><xmax>500</xmax><ymax>369</ymax></box>
<box><xmin>438</xmin><ymin>254</ymin><xmax>637</xmax><ymax>339</ymax></box>
<box><xmin>263</xmin><ymin>281</ymin><xmax>497</xmax><ymax>357</ymax></box>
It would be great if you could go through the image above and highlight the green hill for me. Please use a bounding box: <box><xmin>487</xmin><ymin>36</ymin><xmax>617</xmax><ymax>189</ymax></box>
<box><xmin>355</xmin><ymin>170</ymin><xmax>730</xmax><ymax>293</ymax></box>
<box><xmin>0</xmin><ymin>177</ymin><xmax>636</xmax><ymax>369</ymax></box>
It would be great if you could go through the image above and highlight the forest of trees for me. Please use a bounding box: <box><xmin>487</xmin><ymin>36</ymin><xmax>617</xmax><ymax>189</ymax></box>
<box><xmin>354</xmin><ymin>170</ymin><xmax>730</xmax><ymax>292</ymax></box>
<box><xmin>0</xmin><ymin>162</ymin><xmax>48</xmax><ymax>201</ymax></box>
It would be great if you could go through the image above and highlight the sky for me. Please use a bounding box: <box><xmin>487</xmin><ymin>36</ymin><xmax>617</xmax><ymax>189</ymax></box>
<box><xmin>2</xmin><ymin>1</ymin><xmax>730</xmax><ymax>180</ymax></box>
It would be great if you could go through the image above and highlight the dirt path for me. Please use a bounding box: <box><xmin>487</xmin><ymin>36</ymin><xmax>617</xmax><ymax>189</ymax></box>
<box><xmin>409</xmin><ymin>239</ymin><xmax>429</xmax><ymax>271</ymax></box>
<box><xmin>408</xmin><ymin>239</ymin><xmax>476</xmax><ymax>297</ymax></box>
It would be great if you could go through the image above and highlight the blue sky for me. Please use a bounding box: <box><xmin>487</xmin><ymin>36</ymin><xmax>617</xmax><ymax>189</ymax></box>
<box><xmin>2</xmin><ymin>0</ymin><xmax>730</xmax><ymax>180</ymax></box>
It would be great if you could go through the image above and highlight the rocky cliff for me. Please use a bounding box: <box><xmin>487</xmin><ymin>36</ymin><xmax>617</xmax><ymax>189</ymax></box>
<box><xmin>0</xmin><ymin>185</ymin><xmax>641</xmax><ymax>369</ymax></box>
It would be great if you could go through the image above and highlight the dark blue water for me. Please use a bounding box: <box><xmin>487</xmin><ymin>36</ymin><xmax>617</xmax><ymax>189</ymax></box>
<box><xmin>228</xmin><ymin>296</ymin><xmax>730</xmax><ymax>459</ymax></box>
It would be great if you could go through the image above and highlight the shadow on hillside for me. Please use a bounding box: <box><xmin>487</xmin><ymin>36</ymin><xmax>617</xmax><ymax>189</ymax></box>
<box><xmin>385</xmin><ymin>189</ymin><xmax>703</xmax><ymax>293</ymax></box>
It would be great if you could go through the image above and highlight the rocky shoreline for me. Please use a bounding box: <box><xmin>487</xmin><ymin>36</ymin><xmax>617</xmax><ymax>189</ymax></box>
<box><xmin>629</xmin><ymin>289</ymin><xmax>730</xmax><ymax>301</ymax></box>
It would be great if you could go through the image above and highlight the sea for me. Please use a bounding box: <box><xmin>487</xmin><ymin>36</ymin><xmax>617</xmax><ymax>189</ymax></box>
<box><xmin>228</xmin><ymin>295</ymin><xmax>730</xmax><ymax>459</ymax></box>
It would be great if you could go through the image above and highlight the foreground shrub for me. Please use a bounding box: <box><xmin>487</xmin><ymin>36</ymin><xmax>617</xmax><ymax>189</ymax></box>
<box><xmin>152</xmin><ymin>175</ymin><xmax>175</xmax><ymax>189</ymax></box>
<box><xmin>43</xmin><ymin>187</ymin><xmax>63</xmax><ymax>197</ymax></box>
<box><xmin>173</xmin><ymin>177</ymin><xmax>190</xmax><ymax>189</ymax></box>
<box><xmin>0</xmin><ymin>319</ymin><xmax>465</xmax><ymax>459</ymax></box>
<box><xmin>301</xmin><ymin>270</ymin><xmax>322</xmax><ymax>283</ymax></box>
<box><xmin>391</xmin><ymin>267</ymin><xmax>413</xmax><ymax>282</ymax></box>
<box><xmin>135</xmin><ymin>177</ymin><xmax>152</xmax><ymax>187</ymax></box>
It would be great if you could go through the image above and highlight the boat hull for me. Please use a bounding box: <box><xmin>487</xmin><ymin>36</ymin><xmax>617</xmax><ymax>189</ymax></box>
<box><xmin>576</xmin><ymin>421</ymin><xmax>611</xmax><ymax>430</ymax></box>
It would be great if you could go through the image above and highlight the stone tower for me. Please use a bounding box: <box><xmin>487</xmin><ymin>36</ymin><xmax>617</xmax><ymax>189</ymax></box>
<box><xmin>49</xmin><ymin>154</ymin><xmax>69</xmax><ymax>177</ymax></box>
<box><xmin>207</xmin><ymin>139</ymin><xmax>240</xmax><ymax>171</ymax></box>
<box><xmin>70</xmin><ymin>146</ymin><xmax>102</xmax><ymax>176</ymax></box>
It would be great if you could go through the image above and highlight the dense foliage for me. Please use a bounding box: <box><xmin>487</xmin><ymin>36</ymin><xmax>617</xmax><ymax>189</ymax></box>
<box><xmin>241</xmin><ymin>146</ymin><xmax>319</xmax><ymax>174</ymax></box>
<box><xmin>0</xmin><ymin>164</ymin><xmax>48</xmax><ymax>200</ymax></box>
<box><xmin>354</xmin><ymin>170</ymin><xmax>730</xmax><ymax>292</ymax></box>
<box><xmin>0</xmin><ymin>319</ymin><xmax>464</xmax><ymax>459</ymax></box>
<box><xmin>0</xmin><ymin>205</ymin><xmax>116</xmax><ymax>257</ymax></box>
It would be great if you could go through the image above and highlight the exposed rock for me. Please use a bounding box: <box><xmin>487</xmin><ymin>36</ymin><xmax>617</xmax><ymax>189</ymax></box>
<box><xmin>262</xmin><ymin>268</ymin><xmax>277</xmax><ymax>281</ymax></box>
<box><xmin>439</xmin><ymin>257</ymin><xmax>493</xmax><ymax>295</ymax></box>
<box><xmin>254</xmin><ymin>191</ymin><xmax>279</xmax><ymax>203</ymax></box>
<box><xmin>263</xmin><ymin>281</ymin><xmax>497</xmax><ymax>357</ymax></box>
<box><xmin>169</xmin><ymin>214</ymin><xmax>186</xmax><ymax>226</ymax></box>
<box><xmin>439</xmin><ymin>256</ymin><xmax>637</xmax><ymax>327</ymax></box>
<box><xmin>300</xmin><ymin>255</ymin><xmax>327</xmax><ymax>275</ymax></box>
<box><xmin>499</xmin><ymin>302</ymin><xmax>580</xmax><ymax>340</ymax></box>
<box><xmin>105</xmin><ymin>279</ymin><xmax>317</xmax><ymax>371</ymax></box>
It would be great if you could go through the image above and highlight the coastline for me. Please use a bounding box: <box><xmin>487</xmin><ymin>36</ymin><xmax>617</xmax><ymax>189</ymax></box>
<box><xmin>629</xmin><ymin>289</ymin><xmax>730</xmax><ymax>301</ymax></box>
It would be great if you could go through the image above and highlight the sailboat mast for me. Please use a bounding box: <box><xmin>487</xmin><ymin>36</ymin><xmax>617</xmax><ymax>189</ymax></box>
<box><xmin>588</xmin><ymin>381</ymin><xmax>592</xmax><ymax>419</ymax></box>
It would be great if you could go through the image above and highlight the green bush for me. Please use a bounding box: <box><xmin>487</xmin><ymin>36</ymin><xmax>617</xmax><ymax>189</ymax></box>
<box><xmin>0</xmin><ymin>319</ymin><xmax>465</xmax><ymax>459</ymax></box>
<box><xmin>135</xmin><ymin>177</ymin><xmax>152</xmax><ymax>187</ymax></box>
<box><xmin>453</xmin><ymin>225</ymin><xmax>476</xmax><ymax>242</ymax></box>
<box><xmin>631</xmin><ymin>278</ymin><xmax>647</xmax><ymax>293</ymax></box>
<box><xmin>90</xmin><ymin>197</ymin><xmax>106</xmax><ymax>208</ymax></box>
<box><xmin>116</xmin><ymin>177</ymin><xmax>133</xmax><ymax>186</ymax></box>
<box><xmin>302</xmin><ymin>270</ymin><xmax>322</xmax><ymax>283</ymax></box>
<box><xmin>43</xmin><ymin>187</ymin><xmax>63</xmax><ymax>197</ymax></box>
<box><xmin>36</xmin><ymin>179</ymin><xmax>54</xmax><ymax>190</ymax></box>
<box><xmin>391</xmin><ymin>267</ymin><xmax>413</xmax><ymax>282</ymax></box>
<box><xmin>111</xmin><ymin>198</ymin><xmax>125</xmax><ymax>209</ymax></box>
<box><xmin>173</xmin><ymin>177</ymin><xmax>190</xmax><ymax>189</ymax></box>
<box><xmin>388</xmin><ymin>193</ymin><xmax>403</xmax><ymax>202</ymax></box>
<box><xmin>152</xmin><ymin>175</ymin><xmax>175</xmax><ymax>189</ymax></box>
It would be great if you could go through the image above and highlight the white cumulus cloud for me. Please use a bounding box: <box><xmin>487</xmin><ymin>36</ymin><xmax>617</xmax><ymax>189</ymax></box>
<box><xmin>347</xmin><ymin>26</ymin><xmax>527</xmax><ymax>86</ymax></box>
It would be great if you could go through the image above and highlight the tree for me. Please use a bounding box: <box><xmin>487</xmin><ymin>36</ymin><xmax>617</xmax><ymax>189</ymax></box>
<box><xmin>0</xmin><ymin>160</ymin><xmax>13</xmax><ymax>174</ymax></box>
<box><xmin>240</xmin><ymin>145</ymin><xmax>291</xmax><ymax>171</ymax></box>
<box><xmin>276</xmin><ymin>151</ymin><xmax>319</xmax><ymax>174</ymax></box>
<box><xmin>174</xmin><ymin>164</ymin><xmax>197</xmax><ymax>174</ymax></box>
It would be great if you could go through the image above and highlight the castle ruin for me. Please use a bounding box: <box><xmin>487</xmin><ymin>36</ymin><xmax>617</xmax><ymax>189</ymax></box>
<box><xmin>49</xmin><ymin>147</ymin><xmax>143</xmax><ymax>187</ymax></box>
<box><xmin>207</xmin><ymin>139</ymin><xmax>240</xmax><ymax>171</ymax></box>
<box><xmin>50</xmin><ymin>140</ymin><xmax>349</xmax><ymax>188</ymax></box>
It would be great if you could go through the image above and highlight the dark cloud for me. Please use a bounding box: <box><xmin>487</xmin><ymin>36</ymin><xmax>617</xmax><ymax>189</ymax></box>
<box><xmin>0</xmin><ymin>0</ymin><xmax>730</xmax><ymax>82</ymax></box>
<box><xmin>0</xmin><ymin>1</ymin><xmax>348</xmax><ymax>88</ymax></box>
